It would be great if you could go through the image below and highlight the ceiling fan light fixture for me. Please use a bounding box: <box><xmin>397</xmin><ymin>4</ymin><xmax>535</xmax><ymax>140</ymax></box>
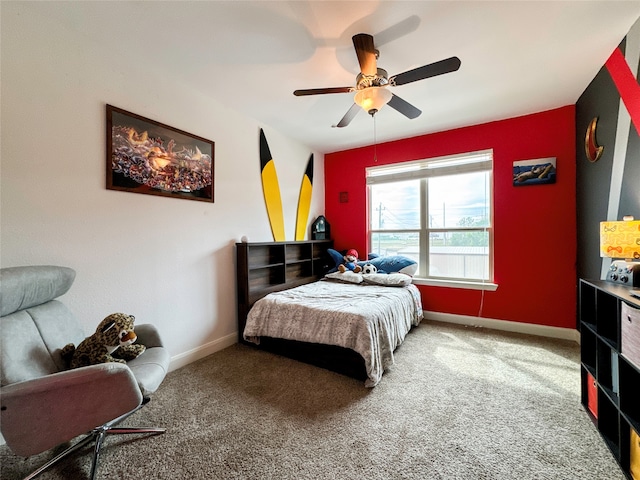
<box><xmin>354</xmin><ymin>87</ymin><xmax>392</xmax><ymax>116</ymax></box>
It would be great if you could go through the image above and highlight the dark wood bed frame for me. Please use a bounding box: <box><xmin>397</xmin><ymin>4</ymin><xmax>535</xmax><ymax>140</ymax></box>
<box><xmin>236</xmin><ymin>239</ymin><xmax>367</xmax><ymax>381</ymax></box>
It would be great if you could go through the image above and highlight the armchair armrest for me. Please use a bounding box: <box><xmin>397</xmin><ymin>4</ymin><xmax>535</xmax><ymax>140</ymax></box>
<box><xmin>135</xmin><ymin>323</ymin><xmax>164</xmax><ymax>348</ymax></box>
<box><xmin>126</xmin><ymin>323</ymin><xmax>170</xmax><ymax>396</ymax></box>
<box><xmin>0</xmin><ymin>362</ymin><xmax>142</xmax><ymax>456</ymax></box>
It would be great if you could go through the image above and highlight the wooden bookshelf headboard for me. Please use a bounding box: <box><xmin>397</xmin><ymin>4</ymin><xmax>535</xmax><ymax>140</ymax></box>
<box><xmin>235</xmin><ymin>239</ymin><xmax>333</xmax><ymax>342</ymax></box>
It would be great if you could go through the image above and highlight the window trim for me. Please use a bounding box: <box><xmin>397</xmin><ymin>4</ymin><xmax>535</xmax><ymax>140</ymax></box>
<box><xmin>367</xmin><ymin>149</ymin><xmax>494</xmax><ymax>285</ymax></box>
<box><xmin>413</xmin><ymin>277</ymin><xmax>499</xmax><ymax>291</ymax></box>
<box><xmin>366</xmin><ymin>150</ymin><xmax>493</xmax><ymax>184</ymax></box>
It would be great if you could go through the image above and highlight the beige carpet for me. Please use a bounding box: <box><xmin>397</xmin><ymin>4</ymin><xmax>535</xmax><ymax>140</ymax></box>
<box><xmin>0</xmin><ymin>321</ymin><xmax>624</xmax><ymax>479</ymax></box>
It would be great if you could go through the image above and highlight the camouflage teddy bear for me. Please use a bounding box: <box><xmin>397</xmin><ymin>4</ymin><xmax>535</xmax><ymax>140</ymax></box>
<box><xmin>61</xmin><ymin>313</ymin><xmax>146</xmax><ymax>369</ymax></box>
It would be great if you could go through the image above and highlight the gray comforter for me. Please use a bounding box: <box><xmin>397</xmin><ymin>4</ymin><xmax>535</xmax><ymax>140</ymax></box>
<box><xmin>243</xmin><ymin>280</ymin><xmax>423</xmax><ymax>387</ymax></box>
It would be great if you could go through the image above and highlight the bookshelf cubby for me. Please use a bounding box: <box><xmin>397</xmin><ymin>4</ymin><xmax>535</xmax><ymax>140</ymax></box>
<box><xmin>236</xmin><ymin>239</ymin><xmax>333</xmax><ymax>343</ymax></box>
<box><xmin>580</xmin><ymin>279</ymin><xmax>640</xmax><ymax>479</ymax></box>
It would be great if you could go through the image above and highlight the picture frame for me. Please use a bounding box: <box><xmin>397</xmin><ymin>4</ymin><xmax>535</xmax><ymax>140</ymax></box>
<box><xmin>106</xmin><ymin>104</ymin><xmax>214</xmax><ymax>202</ymax></box>
<box><xmin>512</xmin><ymin>157</ymin><xmax>556</xmax><ymax>186</ymax></box>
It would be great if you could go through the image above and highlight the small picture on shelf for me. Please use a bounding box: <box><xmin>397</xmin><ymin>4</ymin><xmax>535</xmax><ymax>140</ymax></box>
<box><xmin>513</xmin><ymin>157</ymin><xmax>556</xmax><ymax>186</ymax></box>
<box><xmin>311</xmin><ymin>215</ymin><xmax>330</xmax><ymax>240</ymax></box>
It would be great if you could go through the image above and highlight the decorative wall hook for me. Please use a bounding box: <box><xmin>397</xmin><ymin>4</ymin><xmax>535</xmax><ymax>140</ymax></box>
<box><xmin>585</xmin><ymin>117</ymin><xmax>604</xmax><ymax>162</ymax></box>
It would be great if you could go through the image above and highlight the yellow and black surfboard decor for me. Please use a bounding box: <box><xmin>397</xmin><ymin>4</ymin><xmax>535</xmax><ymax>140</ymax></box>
<box><xmin>295</xmin><ymin>154</ymin><xmax>314</xmax><ymax>241</ymax></box>
<box><xmin>259</xmin><ymin>129</ymin><xmax>285</xmax><ymax>242</ymax></box>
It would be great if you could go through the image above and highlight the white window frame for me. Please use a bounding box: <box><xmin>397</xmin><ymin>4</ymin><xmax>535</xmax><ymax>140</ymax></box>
<box><xmin>366</xmin><ymin>150</ymin><xmax>497</xmax><ymax>291</ymax></box>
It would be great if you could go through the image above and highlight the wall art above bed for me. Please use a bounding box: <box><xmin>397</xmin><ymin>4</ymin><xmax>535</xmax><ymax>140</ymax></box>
<box><xmin>106</xmin><ymin>104</ymin><xmax>215</xmax><ymax>202</ymax></box>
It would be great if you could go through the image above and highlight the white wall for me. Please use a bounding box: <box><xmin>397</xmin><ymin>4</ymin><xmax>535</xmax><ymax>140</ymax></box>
<box><xmin>0</xmin><ymin>3</ymin><xmax>325</xmax><ymax>369</ymax></box>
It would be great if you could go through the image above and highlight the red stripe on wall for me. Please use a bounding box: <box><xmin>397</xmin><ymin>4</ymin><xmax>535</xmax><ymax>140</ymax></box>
<box><xmin>605</xmin><ymin>47</ymin><xmax>640</xmax><ymax>134</ymax></box>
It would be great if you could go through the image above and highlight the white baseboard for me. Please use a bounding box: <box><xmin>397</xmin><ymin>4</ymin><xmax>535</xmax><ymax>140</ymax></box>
<box><xmin>424</xmin><ymin>311</ymin><xmax>580</xmax><ymax>343</ymax></box>
<box><xmin>168</xmin><ymin>332</ymin><xmax>237</xmax><ymax>372</ymax></box>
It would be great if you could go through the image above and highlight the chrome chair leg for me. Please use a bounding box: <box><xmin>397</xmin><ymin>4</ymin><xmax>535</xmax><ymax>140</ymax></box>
<box><xmin>23</xmin><ymin>434</ymin><xmax>95</xmax><ymax>480</ymax></box>
<box><xmin>22</xmin><ymin>398</ymin><xmax>164</xmax><ymax>480</ymax></box>
<box><xmin>89</xmin><ymin>429</ymin><xmax>106</xmax><ymax>480</ymax></box>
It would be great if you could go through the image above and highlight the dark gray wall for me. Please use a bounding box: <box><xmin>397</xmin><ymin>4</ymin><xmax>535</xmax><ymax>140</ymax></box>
<box><xmin>576</xmin><ymin>28</ymin><xmax>640</xmax><ymax>282</ymax></box>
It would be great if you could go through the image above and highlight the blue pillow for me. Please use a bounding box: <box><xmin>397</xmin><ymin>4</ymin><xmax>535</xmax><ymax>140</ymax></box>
<box><xmin>327</xmin><ymin>248</ymin><xmax>345</xmax><ymax>273</ymax></box>
<box><xmin>357</xmin><ymin>255</ymin><xmax>417</xmax><ymax>276</ymax></box>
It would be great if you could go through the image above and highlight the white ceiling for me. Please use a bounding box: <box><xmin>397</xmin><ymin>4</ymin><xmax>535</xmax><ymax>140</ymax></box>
<box><xmin>25</xmin><ymin>1</ymin><xmax>640</xmax><ymax>154</ymax></box>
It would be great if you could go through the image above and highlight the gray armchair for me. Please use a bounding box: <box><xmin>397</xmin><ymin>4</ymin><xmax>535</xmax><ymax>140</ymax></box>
<box><xmin>0</xmin><ymin>265</ymin><xmax>171</xmax><ymax>480</ymax></box>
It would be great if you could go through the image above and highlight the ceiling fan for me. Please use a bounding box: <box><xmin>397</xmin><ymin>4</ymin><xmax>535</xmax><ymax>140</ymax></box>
<box><xmin>293</xmin><ymin>33</ymin><xmax>461</xmax><ymax>127</ymax></box>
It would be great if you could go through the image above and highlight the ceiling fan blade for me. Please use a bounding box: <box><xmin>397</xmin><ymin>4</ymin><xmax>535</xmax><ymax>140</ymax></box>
<box><xmin>389</xmin><ymin>56</ymin><xmax>461</xmax><ymax>86</ymax></box>
<box><xmin>336</xmin><ymin>103</ymin><xmax>361</xmax><ymax>128</ymax></box>
<box><xmin>387</xmin><ymin>94</ymin><xmax>422</xmax><ymax>119</ymax></box>
<box><xmin>352</xmin><ymin>33</ymin><xmax>377</xmax><ymax>76</ymax></box>
<box><xmin>294</xmin><ymin>87</ymin><xmax>353</xmax><ymax>96</ymax></box>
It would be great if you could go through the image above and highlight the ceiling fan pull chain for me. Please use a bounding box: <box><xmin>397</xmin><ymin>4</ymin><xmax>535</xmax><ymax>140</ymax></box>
<box><xmin>373</xmin><ymin>115</ymin><xmax>378</xmax><ymax>162</ymax></box>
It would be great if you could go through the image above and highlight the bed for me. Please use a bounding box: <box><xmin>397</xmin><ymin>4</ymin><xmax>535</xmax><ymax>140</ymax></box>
<box><xmin>243</xmin><ymin>273</ymin><xmax>423</xmax><ymax>387</ymax></box>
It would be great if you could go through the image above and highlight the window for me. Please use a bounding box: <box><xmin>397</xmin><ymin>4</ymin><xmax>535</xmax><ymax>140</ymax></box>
<box><xmin>367</xmin><ymin>150</ymin><xmax>493</xmax><ymax>285</ymax></box>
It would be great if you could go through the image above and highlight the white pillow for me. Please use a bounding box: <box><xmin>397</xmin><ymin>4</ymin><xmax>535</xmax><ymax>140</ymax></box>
<box><xmin>324</xmin><ymin>271</ymin><xmax>363</xmax><ymax>284</ymax></box>
<box><xmin>363</xmin><ymin>273</ymin><xmax>412</xmax><ymax>287</ymax></box>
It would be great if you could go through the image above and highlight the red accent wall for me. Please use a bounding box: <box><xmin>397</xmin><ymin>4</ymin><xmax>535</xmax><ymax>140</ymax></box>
<box><xmin>325</xmin><ymin>106</ymin><xmax>577</xmax><ymax>328</ymax></box>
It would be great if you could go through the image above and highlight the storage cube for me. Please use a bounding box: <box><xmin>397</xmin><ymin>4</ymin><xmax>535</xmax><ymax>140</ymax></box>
<box><xmin>587</xmin><ymin>372</ymin><xmax>598</xmax><ymax>418</ymax></box>
<box><xmin>631</xmin><ymin>428</ymin><xmax>640</xmax><ymax>480</ymax></box>
<box><xmin>622</xmin><ymin>302</ymin><xmax>640</xmax><ymax>371</ymax></box>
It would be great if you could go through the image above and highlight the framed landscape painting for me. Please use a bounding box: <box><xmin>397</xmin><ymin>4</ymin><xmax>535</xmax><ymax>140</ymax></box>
<box><xmin>106</xmin><ymin>105</ymin><xmax>214</xmax><ymax>202</ymax></box>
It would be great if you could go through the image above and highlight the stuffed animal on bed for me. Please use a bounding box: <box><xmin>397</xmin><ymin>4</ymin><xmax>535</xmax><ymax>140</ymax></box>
<box><xmin>328</xmin><ymin>249</ymin><xmax>418</xmax><ymax>276</ymax></box>
<box><xmin>357</xmin><ymin>254</ymin><xmax>418</xmax><ymax>276</ymax></box>
<box><xmin>61</xmin><ymin>313</ymin><xmax>146</xmax><ymax>369</ymax></box>
<box><xmin>337</xmin><ymin>248</ymin><xmax>362</xmax><ymax>273</ymax></box>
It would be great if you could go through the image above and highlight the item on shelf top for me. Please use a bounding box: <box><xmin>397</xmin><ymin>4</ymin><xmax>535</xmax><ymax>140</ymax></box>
<box><xmin>600</xmin><ymin>219</ymin><xmax>640</xmax><ymax>287</ymax></box>
<box><xmin>606</xmin><ymin>260</ymin><xmax>640</xmax><ymax>287</ymax></box>
<box><xmin>311</xmin><ymin>215</ymin><xmax>330</xmax><ymax>240</ymax></box>
<box><xmin>600</xmin><ymin>220</ymin><xmax>640</xmax><ymax>260</ymax></box>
